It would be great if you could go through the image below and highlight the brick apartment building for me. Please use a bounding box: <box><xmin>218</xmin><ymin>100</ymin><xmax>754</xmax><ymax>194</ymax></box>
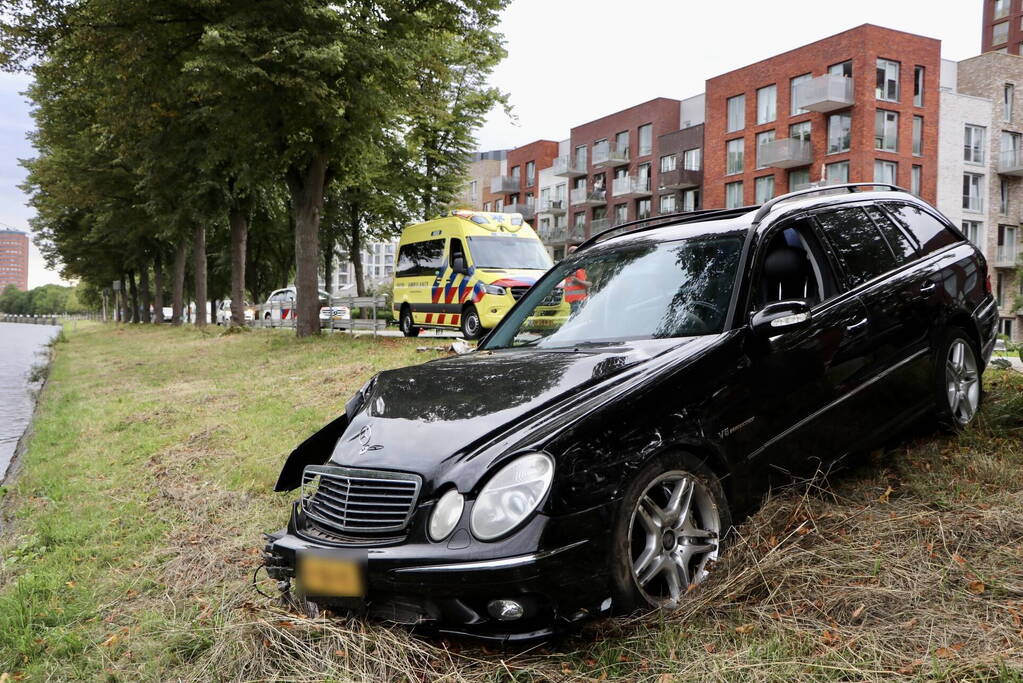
<box><xmin>704</xmin><ymin>24</ymin><xmax>941</xmax><ymax>209</ymax></box>
<box><xmin>556</xmin><ymin>98</ymin><xmax>694</xmax><ymax>243</ymax></box>
<box><xmin>982</xmin><ymin>0</ymin><xmax>1023</xmax><ymax>55</ymax></box>
<box><xmin>489</xmin><ymin>140</ymin><xmax>559</xmax><ymax>225</ymax></box>
<box><xmin>938</xmin><ymin>51</ymin><xmax>1023</xmax><ymax>341</ymax></box>
<box><xmin>0</xmin><ymin>228</ymin><xmax>29</xmax><ymax>292</ymax></box>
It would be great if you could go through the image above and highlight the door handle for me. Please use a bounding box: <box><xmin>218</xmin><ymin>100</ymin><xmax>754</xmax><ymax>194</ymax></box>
<box><xmin>846</xmin><ymin>318</ymin><xmax>868</xmax><ymax>333</ymax></box>
<box><xmin>919</xmin><ymin>282</ymin><xmax>937</xmax><ymax>294</ymax></box>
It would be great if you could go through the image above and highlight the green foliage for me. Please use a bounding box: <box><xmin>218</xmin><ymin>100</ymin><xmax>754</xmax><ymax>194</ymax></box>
<box><xmin>0</xmin><ymin>282</ymin><xmax>92</xmax><ymax>314</ymax></box>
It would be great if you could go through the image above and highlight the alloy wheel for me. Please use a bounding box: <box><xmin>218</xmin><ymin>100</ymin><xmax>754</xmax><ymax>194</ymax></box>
<box><xmin>627</xmin><ymin>471</ymin><xmax>720</xmax><ymax>606</ymax></box>
<box><xmin>946</xmin><ymin>339</ymin><xmax>980</xmax><ymax>425</ymax></box>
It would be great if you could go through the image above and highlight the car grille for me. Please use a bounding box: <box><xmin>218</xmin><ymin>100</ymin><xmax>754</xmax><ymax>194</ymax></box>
<box><xmin>510</xmin><ymin>286</ymin><xmax>529</xmax><ymax>300</ymax></box>
<box><xmin>301</xmin><ymin>465</ymin><xmax>421</xmax><ymax>536</ymax></box>
<box><xmin>510</xmin><ymin>286</ymin><xmax>563</xmax><ymax>307</ymax></box>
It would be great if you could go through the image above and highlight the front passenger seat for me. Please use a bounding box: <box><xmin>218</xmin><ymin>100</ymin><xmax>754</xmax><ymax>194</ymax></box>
<box><xmin>762</xmin><ymin>246</ymin><xmax>813</xmax><ymax>304</ymax></box>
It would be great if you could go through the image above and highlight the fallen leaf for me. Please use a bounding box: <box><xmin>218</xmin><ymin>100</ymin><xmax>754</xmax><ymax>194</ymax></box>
<box><xmin>100</xmin><ymin>633</ymin><xmax>120</xmax><ymax>648</ymax></box>
<box><xmin>902</xmin><ymin>617</ymin><xmax>918</xmax><ymax>630</ymax></box>
<box><xmin>657</xmin><ymin>674</ymin><xmax>674</xmax><ymax>683</ymax></box>
<box><xmin>898</xmin><ymin>659</ymin><xmax>923</xmax><ymax>674</ymax></box>
<box><xmin>935</xmin><ymin>647</ymin><xmax>956</xmax><ymax>659</ymax></box>
<box><xmin>734</xmin><ymin>623</ymin><xmax>756</xmax><ymax>634</ymax></box>
<box><xmin>822</xmin><ymin>630</ymin><xmax>840</xmax><ymax>646</ymax></box>
<box><xmin>952</xmin><ymin>554</ymin><xmax>967</xmax><ymax>566</ymax></box>
<box><xmin>878</xmin><ymin>486</ymin><xmax>894</xmax><ymax>503</ymax></box>
<box><xmin>703</xmin><ymin>643</ymin><xmax>717</xmax><ymax>654</ymax></box>
<box><xmin>968</xmin><ymin>580</ymin><xmax>986</xmax><ymax>595</ymax></box>
<box><xmin>851</xmin><ymin>604</ymin><xmax>865</xmax><ymax>620</ymax></box>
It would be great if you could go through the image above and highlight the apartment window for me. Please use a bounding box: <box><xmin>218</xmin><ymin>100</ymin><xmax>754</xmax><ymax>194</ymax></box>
<box><xmin>615</xmin><ymin>130</ymin><xmax>629</xmax><ymax>154</ymax></box>
<box><xmin>638</xmin><ymin>124</ymin><xmax>653</xmax><ymax>156</ymax></box>
<box><xmin>725</xmin><ymin>181</ymin><xmax>744</xmax><ymax>208</ymax></box>
<box><xmin>993</xmin><ymin>21</ymin><xmax>1010</xmax><ymax>46</ymax></box>
<box><xmin>790</xmin><ymin>121</ymin><xmax>811</xmax><ymax>142</ymax></box>
<box><xmin>726</xmin><ymin>138</ymin><xmax>744</xmax><ymax>175</ymax></box>
<box><xmin>727</xmin><ymin>94</ymin><xmax>745</xmax><ymax>132</ymax></box>
<box><xmin>875</xmin><ymin>110</ymin><xmax>899</xmax><ymax>152</ymax></box>
<box><xmin>593</xmin><ymin>172</ymin><xmax>607</xmax><ymax>192</ymax></box>
<box><xmin>1003</xmin><ymin>131</ymin><xmax>1023</xmax><ymax>166</ymax></box>
<box><xmin>540</xmin><ymin>187</ymin><xmax>550</xmax><ymax>204</ymax></box>
<box><xmin>525</xmin><ymin>161</ymin><xmax>535</xmax><ymax>185</ymax></box>
<box><xmin>555</xmin><ymin>182</ymin><xmax>566</xmax><ymax>201</ymax></box>
<box><xmin>660</xmin><ymin>193</ymin><xmax>677</xmax><ymax>213</ymax></box>
<box><xmin>483</xmin><ymin>202</ymin><xmax>491</xmax><ymax>211</ymax></box>
<box><xmin>574</xmin><ymin>145</ymin><xmax>587</xmax><ymax>168</ymax></box>
<box><xmin>593</xmin><ymin>206</ymin><xmax>607</xmax><ymax>224</ymax></box>
<box><xmin>997</xmin><ymin>273</ymin><xmax>1005</xmax><ymax>307</ymax></box>
<box><xmin>961</xmin><ymin>220</ymin><xmax>983</xmax><ymax>245</ymax></box>
<box><xmin>825</xmin><ymin>161</ymin><xmax>850</xmax><ymax>184</ymax></box>
<box><xmin>683</xmin><ymin>148</ymin><xmax>702</xmax><ymax>171</ymax></box>
<box><xmin>789</xmin><ymin>168</ymin><xmax>810</xmax><ymax>191</ymax></box>
<box><xmin>914</xmin><ymin>66</ymin><xmax>925</xmax><ymax>107</ymax></box>
<box><xmin>573</xmin><ymin>176</ymin><xmax>586</xmax><ymax>192</ymax></box>
<box><xmin>614</xmin><ymin>203</ymin><xmax>628</xmax><ymax>225</ymax></box>
<box><xmin>613</xmin><ymin>167</ymin><xmax>628</xmax><ymax>183</ymax></box>
<box><xmin>874</xmin><ymin>160</ymin><xmax>898</xmax><ymax>185</ymax></box>
<box><xmin>660</xmin><ymin>154</ymin><xmax>677</xmax><ymax>173</ymax></box>
<box><xmin>496</xmin><ymin>198</ymin><xmax>504</xmax><ymax>211</ymax></box>
<box><xmin>637</xmin><ymin>198</ymin><xmax>652</xmax><ymax>220</ymax></box>
<box><xmin>573</xmin><ymin>212</ymin><xmax>585</xmax><ymax>228</ymax></box>
<box><xmin>1004</xmin><ymin>84</ymin><xmax>1015</xmax><ymax>121</ymax></box>
<box><xmin>1002</xmin><ymin>177</ymin><xmax>1011</xmax><ymax>214</ymax></box>
<box><xmin>911</xmin><ymin>165</ymin><xmax>922</xmax><ymax>196</ymax></box>
<box><xmin>827</xmin><ymin>113</ymin><xmax>851</xmax><ymax>153</ymax></box>
<box><xmin>757</xmin><ymin>85</ymin><xmax>777</xmax><ymax>124</ymax></box>
<box><xmin>995</xmin><ymin>0</ymin><xmax>1009</xmax><ymax>20</ymax></box>
<box><xmin>756</xmin><ymin>130</ymin><xmax>775</xmax><ymax>169</ymax></box>
<box><xmin>682</xmin><ymin>188</ymin><xmax>700</xmax><ymax>212</ymax></box>
<box><xmin>791</xmin><ymin>73</ymin><xmax>812</xmax><ymax>116</ymax></box>
<box><xmin>963</xmin><ymin>125</ymin><xmax>986</xmax><ymax>163</ymax></box>
<box><xmin>469</xmin><ymin>180</ymin><xmax>478</xmax><ymax>201</ymax></box>
<box><xmin>511</xmin><ymin>165</ymin><xmax>520</xmax><ymax>179</ymax></box>
<box><xmin>913</xmin><ymin>116</ymin><xmax>923</xmax><ymax>156</ymax></box>
<box><xmin>876</xmin><ymin>59</ymin><xmax>900</xmax><ymax>102</ymax></box>
<box><xmin>999</xmin><ymin>318</ymin><xmax>1014</xmax><ymax>338</ymax></box>
<box><xmin>755</xmin><ymin>175</ymin><xmax>775</xmax><ymax>204</ymax></box>
<box><xmin>963</xmin><ymin>173</ymin><xmax>984</xmax><ymax>211</ymax></box>
<box><xmin>539</xmin><ymin>217</ymin><xmax>550</xmax><ymax>233</ymax></box>
<box><xmin>829</xmin><ymin>60</ymin><xmax>853</xmax><ymax>78</ymax></box>
<box><xmin>637</xmin><ymin>162</ymin><xmax>651</xmax><ymax>184</ymax></box>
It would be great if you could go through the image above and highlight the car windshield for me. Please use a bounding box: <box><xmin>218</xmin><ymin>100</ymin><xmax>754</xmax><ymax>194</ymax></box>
<box><xmin>467</xmin><ymin>236</ymin><xmax>552</xmax><ymax>270</ymax></box>
<box><xmin>482</xmin><ymin>235</ymin><xmax>744</xmax><ymax>350</ymax></box>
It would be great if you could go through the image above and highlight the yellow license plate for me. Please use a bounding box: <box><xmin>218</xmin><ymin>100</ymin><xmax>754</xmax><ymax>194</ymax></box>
<box><xmin>298</xmin><ymin>554</ymin><xmax>365</xmax><ymax>597</ymax></box>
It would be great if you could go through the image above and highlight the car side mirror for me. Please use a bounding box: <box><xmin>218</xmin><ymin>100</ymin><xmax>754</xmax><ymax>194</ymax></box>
<box><xmin>452</xmin><ymin>256</ymin><xmax>467</xmax><ymax>275</ymax></box>
<box><xmin>751</xmin><ymin>300</ymin><xmax>812</xmax><ymax>336</ymax></box>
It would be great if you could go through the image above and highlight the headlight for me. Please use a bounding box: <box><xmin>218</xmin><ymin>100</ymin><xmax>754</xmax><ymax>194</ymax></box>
<box><xmin>428</xmin><ymin>488</ymin><xmax>465</xmax><ymax>541</ymax></box>
<box><xmin>482</xmin><ymin>284</ymin><xmax>507</xmax><ymax>296</ymax></box>
<box><xmin>470</xmin><ymin>453</ymin><xmax>554</xmax><ymax>541</ymax></box>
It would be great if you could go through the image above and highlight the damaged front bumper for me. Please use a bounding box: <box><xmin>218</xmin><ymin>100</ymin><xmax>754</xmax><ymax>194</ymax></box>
<box><xmin>263</xmin><ymin>502</ymin><xmax>614</xmax><ymax>641</ymax></box>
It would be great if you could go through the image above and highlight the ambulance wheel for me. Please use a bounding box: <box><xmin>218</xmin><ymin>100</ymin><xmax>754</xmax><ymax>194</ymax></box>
<box><xmin>400</xmin><ymin>307</ymin><xmax>421</xmax><ymax>338</ymax></box>
<box><xmin>460</xmin><ymin>305</ymin><xmax>485</xmax><ymax>340</ymax></box>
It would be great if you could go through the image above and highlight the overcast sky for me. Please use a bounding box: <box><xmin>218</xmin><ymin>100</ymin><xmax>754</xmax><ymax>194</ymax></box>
<box><xmin>0</xmin><ymin>0</ymin><xmax>982</xmax><ymax>288</ymax></box>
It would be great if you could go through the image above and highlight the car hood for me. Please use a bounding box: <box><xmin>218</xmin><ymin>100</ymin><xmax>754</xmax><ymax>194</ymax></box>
<box><xmin>328</xmin><ymin>336</ymin><xmax>717</xmax><ymax>491</ymax></box>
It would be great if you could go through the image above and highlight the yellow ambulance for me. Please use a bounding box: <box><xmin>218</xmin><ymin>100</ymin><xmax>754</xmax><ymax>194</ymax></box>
<box><xmin>393</xmin><ymin>210</ymin><xmax>559</xmax><ymax>339</ymax></box>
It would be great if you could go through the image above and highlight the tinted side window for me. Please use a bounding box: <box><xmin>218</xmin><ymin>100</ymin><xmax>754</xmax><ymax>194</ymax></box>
<box><xmin>864</xmin><ymin>206</ymin><xmax>918</xmax><ymax>264</ymax></box>
<box><xmin>396</xmin><ymin>239</ymin><xmax>445</xmax><ymax>277</ymax></box>
<box><xmin>882</xmin><ymin>202</ymin><xmax>959</xmax><ymax>255</ymax></box>
<box><xmin>814</xmin><ymin>208</ymin><xmax>898</xmax><ymax>287</ymax></box>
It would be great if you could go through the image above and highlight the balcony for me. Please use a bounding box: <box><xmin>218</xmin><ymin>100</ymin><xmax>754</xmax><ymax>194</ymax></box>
<box><xmin>591</xmin><ymin>142</ymin><xmax>629</xmax><ymax>168</ymax></box>
<box><xmin>994</xmin><ymin>244</ymin><xmax>1020</xmax><ymax>268</ymax></box>
<box><xmin>793</xmin><ymin>74</ymin><xmax>854</xmax><ymax>113</ymax></box>
<box><xmin>758</xmin><ymin>138</ymin><xmax>813</xmax><ymax>169</ymax></box>
<box><xmin>490</xmin><ymin>175</ymin><xmax>520</xmax><ymax>194</ymax></box>
<box><xmin>538</xmin><ymin>198</ymin><xmax>567</xmax><ymax>215</ymax></box>
<box><xmin>612</xmin><ymin>175</ymin><xmax>652</xmax><ymax>198</ymax></box>
<box><xmin>999</xmin><ymin>150</ymin><xmax>1023</xmax><ymax>176</ymax></box>
<box><xmin>658</xmin><ymin>168</ymin><xmax>701</xmax><ymax>191</ymax></box>
<box><xmin>570</xmin><ymin>187</ymin><xmax>607</xmax><ymax>207</ymax></box>
<box><xmin>553</xmin><ymin>155</ymin><xmax>587</xmax><ymax>177</ymax></box>
<box><xmin>591</xmin><ymin>218</ymin><xmax>610</xmax><ymax>233</ymax></box>
<box><xmin>503</xmin><ymin>199</ymin><xmax>536</xmax><ymax>220</ymax></box>
<box><xmin>540</xmin><ymin>225</ymin><xmax>566</xmax><ymax>244</ymax></box>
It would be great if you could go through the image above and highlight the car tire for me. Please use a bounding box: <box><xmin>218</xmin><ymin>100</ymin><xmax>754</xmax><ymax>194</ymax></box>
<box><xmin>934</xmin><ymin>328</ymin><xmax>982</xmax><ymax>431</ymax></box>
<box><xmin>609</xmin><ymin>452</ymin><xmax>731</xmax><ymax>614</ymax></box>
<box><xmin>460</xmin><ymin>304</ymin><xmax>485</xmax><ymax>340</ymax></box>
<box><xmin>400</xmin><ymin>307</ymin><xmax>421</xmax><ymax>338</ymax></box>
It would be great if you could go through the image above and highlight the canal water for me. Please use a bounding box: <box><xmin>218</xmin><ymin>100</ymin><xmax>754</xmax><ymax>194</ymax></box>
<box><xmin>0</xmin><ymin>322</ymin><xmax>60</xmax><ymax>481</ymax></box>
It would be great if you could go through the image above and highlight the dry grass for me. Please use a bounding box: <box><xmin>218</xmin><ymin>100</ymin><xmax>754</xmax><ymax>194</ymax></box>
<box><xmin>2</xmin><ymin>323</ymin><xmax>1021</xmax><ymax>681</ymax></box>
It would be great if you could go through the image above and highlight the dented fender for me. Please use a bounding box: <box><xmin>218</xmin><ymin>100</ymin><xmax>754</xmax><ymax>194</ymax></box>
<box><xmin>273</xmin><ymin>390</ymin><xmax>365</xmax><ymax>492</ymax></box>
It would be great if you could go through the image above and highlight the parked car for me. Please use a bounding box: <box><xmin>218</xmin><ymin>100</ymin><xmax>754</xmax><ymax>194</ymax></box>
<box><xmin>259</xmin><ymin>287</ymin><xmax>350</xmax><ymax>327</ymax></box>
<box><xmin>264</xmin><ymin>184</ymin><xmax>998</xmax><ymax>640</ymax></box>
<box><xmin>393</xmin><ymin>209</ymin><xmax>554</xmax><ymax>340</ymax></box>
<box><xmin>215</xmin><ymin>299</ymin><xmax>255</xmax><ymax>325</ymax></box>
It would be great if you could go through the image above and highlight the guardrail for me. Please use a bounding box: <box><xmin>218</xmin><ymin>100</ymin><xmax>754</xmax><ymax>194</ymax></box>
<box><xmin>253</xmin><ymin>295</ymin><xmax>389</xmax><ymax>334</ymax></box>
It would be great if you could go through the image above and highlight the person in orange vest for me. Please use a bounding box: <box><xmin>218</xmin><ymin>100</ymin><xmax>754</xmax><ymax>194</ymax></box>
<box><xmin>563</xmin><ymin>246</ymin><xmax>591</xmax><ymax>315</ymax></box>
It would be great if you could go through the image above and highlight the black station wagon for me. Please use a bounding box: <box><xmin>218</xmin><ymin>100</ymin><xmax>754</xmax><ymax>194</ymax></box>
<box><xmin>264</xmin><ymin>183</ymin><xmax>999</xmax><ymax>640</ymax></box>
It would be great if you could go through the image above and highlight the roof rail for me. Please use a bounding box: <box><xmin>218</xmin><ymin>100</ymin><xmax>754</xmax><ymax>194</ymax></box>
<box><xmin>752</xmin><ymin>182</ymin><xmax>908</xmax><ymax>225</ymax></box>
<box><xmin>577</xmin><ymin>206</ymin><xmax>754</xmax><ymax>250</ymax></box>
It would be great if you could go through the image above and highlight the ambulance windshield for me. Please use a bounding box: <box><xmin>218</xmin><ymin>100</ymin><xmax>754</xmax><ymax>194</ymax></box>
<box><xmin>467</xmin><ymin>236</ymin><xmax>552</xmax><ymax>270</ymax></box>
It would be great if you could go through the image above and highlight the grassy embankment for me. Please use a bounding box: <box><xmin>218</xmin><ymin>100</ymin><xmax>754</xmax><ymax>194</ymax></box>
<box><xmin>0</xmin><ymin>322</ymin><xmax>1021</xmax><ymax>681</ymax></box>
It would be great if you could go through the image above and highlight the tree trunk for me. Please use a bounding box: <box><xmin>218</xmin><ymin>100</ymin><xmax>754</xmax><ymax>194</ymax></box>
<box><xmin>229</xmin><ymin>202</ymin><xmax>250</xmax><ymax>327</ymax></box>
<box><xmin>172</xmin><ymin>240</ymin><xmax>188</xmax><ymax>326</ymax></box>
<box><xmin>349</xmin><ymin>210</ymin><xmax>366</xmax><ymax>297</ymax></box>
<box><xmin>139</xmin><ymin>260</ymin><xmax>152</xmax><ymax>324</ymax></box>
<box><xmin>153</xmin><ymin>255</ymin><xmax>165</xmax><ymax>323</ymax></box>
<box><xmin>193</xmin><ymin>223</ymin><xmax>208</xmax><ymax>327</ymax></box>
<box><xmin>323</xmin><ymin>241</ymin><xmax>334</xmax><ymax>296</ymax></box>
<box><xmin>287</xmin><ymin>155</ymin><xmax>328</xmax><ymax>337</ymax></box>
<box><xmin>127</xmin><ymin>271</ymin><xmax>140</xmax><ymax>323</ymax></box>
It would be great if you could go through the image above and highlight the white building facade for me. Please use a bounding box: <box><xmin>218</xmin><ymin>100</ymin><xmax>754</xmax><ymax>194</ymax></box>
<box><xmin>324</xmin><ymin>240</ymin><xmax>398</xmax><ymax>295</ymax></box>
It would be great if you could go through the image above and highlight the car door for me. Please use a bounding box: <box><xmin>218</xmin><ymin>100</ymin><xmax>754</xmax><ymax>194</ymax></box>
<box><xmin>710</xmin><ymin>219</ymin><xmax>873</xmax><ymax>479</ymax></box>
